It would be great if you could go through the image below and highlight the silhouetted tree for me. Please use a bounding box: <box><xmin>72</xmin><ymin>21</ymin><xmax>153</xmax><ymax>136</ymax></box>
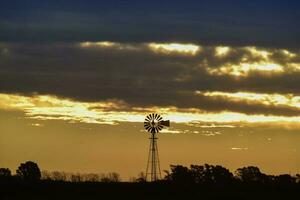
<box><xmin>165</xmin><ymin>165</ymin><xmax>194</xmax><ymax>184</ymax></box>
<box><xmin>189</xmin><ymin>165</ymin><xmax>205</xmax><ymax>183</ymax></box>
<box><xmin>108</xmin><ymin>172</ymin><xmax>121</xmax><ymax>182</ymax></box>
<box><xmin>47</xmin><ymin>171</ymin><xmax>68</xmax><ymax>181</ymax></box>
<box><xmin>100</xmin><ymin>172</ymin><xmax>121</xmax><ymax>182</ymax></box>
<box><xmin>166</xmin><ymin>164</ymin><xmax>234</xmax><ymax>185</ymax></box>
<box><xmin>83</xmin><ymin>173</ymin><xmax>100</xmax><ymax>182</ymax></box>
<box><xmin>204</xmin><ymin>164</ymin><xmax>234</xmax><ymax>185</ymax></box>
<box><xmin>136</xmin><ymin>172</ymin><xmax>147</xmax><ymax>182</ymax></box>
<box><xmin>0</xmin><ymin>168</ymin><xmax>12</xmax><ymax>182</ymax></box>
<box><xmin>16</xmin><ymin>161</ymin><xmax>41</xmax><ymax>181</ymax></box>
<box><xmin>235</xmin><ymin>166</ymin><xmax>268</xmax><ymax>184</ymax></box>
<box><xmin>41</xmin><ymin>170</ymin><xmax>51</xmax><ymax>180</ymax></box>
<box><xmin>0</xmin><ymin>168</ymin><xmax>11</xmax><ymax>177</ymax></box>
<box><xmin>129</xmin><ymin>172</ymin><xmax>147</xmax><ymax>182</ymax></box>
<box><xmin>189</xmin><ymin>164</ymin><xmax>234</xmax><ymax>184</ymax></box>
<box><xmin>275</xmin><ymin>174</ymin><xmax>296</xmax><ymax>185</ymax></box>
<box><xmin>296</xmin><ymin>174</ymin><xmax>300</xmax><ymax>183</ymax></box>
<box><xmin>42</xmin><ymin>170</ymin><xmax>103</xmax><ymax>182</ymax></box>
<box><xmin>70</xmin><ymin>174</ymin><xmax>80</xmax><ymax>182</ymax></box>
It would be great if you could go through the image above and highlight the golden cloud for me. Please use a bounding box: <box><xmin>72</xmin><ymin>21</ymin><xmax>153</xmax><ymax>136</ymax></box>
<box><xmin>207</xmin><ymin>46</ymin><xmax>300</xmax><ymax>76</ymax></box>
<box><xmin>215</xmin><ymin>46</ymin><xmax>231</xmax><ymax>57</ymax></box>
<box><xmin>148</xmin><ymin>42</ymin><xmax>200</xmax><ymax>55</ymax></box>
<box><xmin>207</xmin><ymin>62</ymin><xmax>284</xmax><ymax>76</ymax></box>
<box><xmin>2</xmin><ymin>93</ymin><xmax>300</xmax><ymax>126</ymax></box>
<box><xmin>79</xmin><ymin>41</ymin><xmax>117</xmax><ymax>48</ymax></box>
<box><xmin>77</xmin><ymin>42</ymin><xmax>300</xmax><ymax>77</ymax></box>
<box><xmin>195</xmin><ymin>91</ymin><xmax>300</xmax><ymax>108</ymax></box>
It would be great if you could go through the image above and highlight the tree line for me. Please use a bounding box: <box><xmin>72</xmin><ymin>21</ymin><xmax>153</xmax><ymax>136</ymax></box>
<box><xmin>41</xmin><ymin>171</ymin><xmax>121</xmax><ymax>182</ymax></box>
<box><xmin>0</xmin><ymin>161</ymin><xmax>120</xmax><ymax>183</ymax></box>
<box><xmin>1</xmin><ymin>161</ymin><xmax>300</xmax><ymax>186</ymax></box>
<box><xmin>165</xmin><ymin>164</ymin><xmax>300</xmax><ymax>186</ymax></box>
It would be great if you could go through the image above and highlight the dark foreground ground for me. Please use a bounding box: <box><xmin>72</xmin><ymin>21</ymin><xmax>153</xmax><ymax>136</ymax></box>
<box><xmin>1</xmin><ymin>181</ymin><xmax>299</xmax><ymax>200</ymax></box>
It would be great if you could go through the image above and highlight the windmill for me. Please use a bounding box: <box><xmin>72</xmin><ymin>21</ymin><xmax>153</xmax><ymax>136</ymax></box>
<box><xmin>144</xmin><ymin>113</ymin><xmax>170</xmax><ymax>181</ymax></box>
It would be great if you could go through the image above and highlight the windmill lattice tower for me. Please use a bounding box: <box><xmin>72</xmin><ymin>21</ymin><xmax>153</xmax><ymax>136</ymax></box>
<box><xmin>144</xmin><ymin>113</ymin><xmax>170</xmax><ymax>181</ymax></box>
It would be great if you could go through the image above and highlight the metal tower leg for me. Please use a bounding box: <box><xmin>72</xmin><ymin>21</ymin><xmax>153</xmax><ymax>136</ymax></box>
<box><xmin>146</xmin><ymin>132</ymin><xmax>161</xmax><ymax>181</ymax></box>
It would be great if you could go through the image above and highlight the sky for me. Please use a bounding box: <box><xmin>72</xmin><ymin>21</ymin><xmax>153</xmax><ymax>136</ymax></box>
<box><xmin>1</xmin><ymin>0</ymin><xmax>300</xmax><ymax>179</ymax></box>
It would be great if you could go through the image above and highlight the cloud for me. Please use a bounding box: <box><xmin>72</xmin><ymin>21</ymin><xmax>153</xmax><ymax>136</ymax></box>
<box><xmin>194</xmin><ymin>124</ymin><xmax>236</xmax><ymax>128</ymax></box>
<box><xmin>207</xmin><ymin>62</ymin><xmax>285</xmax><ymax>76</ymax></box>
<box><xmin>148</xmin><ymin>43</ymin><xmax>200</xmax><ymax>55</ymax></box>
<box><xmin>1</xmin><ymin>42</ymin><xmax>300</xmax><ymax>118</ymax></box>
<box><xmin>196</xmin><ymin>91</ymin><xmax>300</xmax><ymax>108</ymax></box>
<box><xmin>202</xmin><ymin>130</ymin><xmax>222</xmax><ymax>136</ymax></box>
<box><xmin>230</xmin><ymin>147</ymin><xmax>248</xmax><ymax>151</ymax></box>
<box><xmin>195</xmin><ymin>91</ymin><xmax>300</xmax><ymax>116</ymax></box>
<box><xmin>29</xmin><ymin>123</ymin><xmax>44</xmax><ymax>127</ymax></box>
<box><xmin>2</xmin><ymin>93</ymin><xmax>300</xmax><ymax>126</ymax></box>
<box><xmin>1</xmin><ymin>1</ymin><xmax>300</xmax><ymax>48</ymax></box>
<box><xmin>203</xmin><ymin>46</ymin><xmax>300</xmax><ymax>76</ymax></box>
<box><xmin>159</xmin><ymin>129</ymin><xmax>181</xmax><ymax>134</ymax></box>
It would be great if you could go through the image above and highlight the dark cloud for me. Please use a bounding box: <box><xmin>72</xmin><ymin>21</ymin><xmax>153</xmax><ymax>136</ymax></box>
<box><xmin>0</xmin><ymin>0</ymin><xmax>300</xmax><ymax>48</ymax></box>
<box><xmin>190</xmin><ymin>94</ymin><xmax>300</xmax><ymax>117</ymax></box>
<box><xmin>1</xmin><ymin>42</ymin><xmax>300</xmax><ymax>116</ymax></box>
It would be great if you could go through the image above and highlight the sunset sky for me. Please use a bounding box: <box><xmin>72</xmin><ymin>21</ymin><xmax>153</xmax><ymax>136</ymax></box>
<box><xmin>1</xmin><ymin>0</ymin><xmax>300</xmax><ymax>179</ymax></box>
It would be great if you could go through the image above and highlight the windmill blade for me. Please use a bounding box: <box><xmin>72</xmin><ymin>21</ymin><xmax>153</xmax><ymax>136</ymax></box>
<box><xmin>157</xmin><ymin>115</ymin><xmax>162</xmax><ymax>121</ymax></box>
<box><xmin>144</xmin><ymin>125</ymin><xmax>150</xmax><ymax>129</ymax></box>
<box><xmin>155</xmin><ymin>127</ymin><xmax>160</xmax><ymax>133</ymax></box>
<box><xmin>156</xmin><ymin>114</ymin><xmax>161</xmax><ymax>120</ymax></box>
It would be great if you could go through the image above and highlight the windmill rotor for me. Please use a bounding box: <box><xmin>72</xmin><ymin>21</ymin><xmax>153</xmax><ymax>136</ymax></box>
<box><xmin>144</xmin><ymin>113</ymin><xmax>170</xmax><ymax>133</ymax></box>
